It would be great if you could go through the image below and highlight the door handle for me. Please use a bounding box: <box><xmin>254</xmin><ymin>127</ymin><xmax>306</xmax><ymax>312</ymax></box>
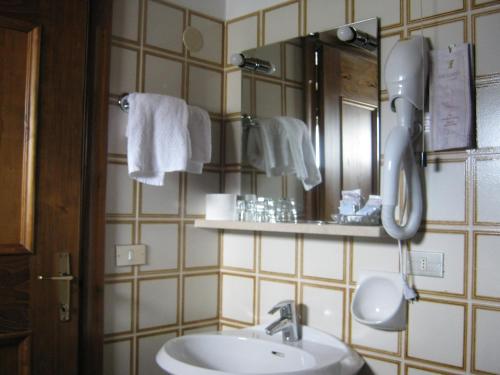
<box><xmin>37</xmin><ymin>252</ymin><xmax>75</xmax><ymax>322</ymax></box>
<box><xmin>37</xmin><ymin>275</ymin><xmax>74</xmax><ymax>281</ymax></box>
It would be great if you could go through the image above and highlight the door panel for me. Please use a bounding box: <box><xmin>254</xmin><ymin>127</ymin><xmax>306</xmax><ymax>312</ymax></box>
<box><xmin>0</xmin><ymin>0</ymin><xmax>107</xmax><ymax>373</ymax></box>
<box><xmin>0</xmin><ymin>19</ymin><xmax>39</xmax><ymax>254</ymax></box>
<box><xmin>341</xmin><ymin>98</ymin><xmax>378</xmax><ymax>194</ymax></box>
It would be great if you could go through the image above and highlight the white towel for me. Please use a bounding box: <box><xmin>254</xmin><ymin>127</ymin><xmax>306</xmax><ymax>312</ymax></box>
<box><xmin>185</xmin><ymin>105</ymin><xmax>212</xmax><ymax>174</ymax></box>
<box><xmin>245</xmin><ymin>116</ymin><xmax>322</xmax><ymax>191</ymax></box>
<box><xmin>126</xmin><ymin>93</ymin><xmax>190</xmax><ymax>186</ymax></box>
<box><xmin>279</xmin><ymin>117</ymin><xmax>322</xmax><ymax>191</ymax></box>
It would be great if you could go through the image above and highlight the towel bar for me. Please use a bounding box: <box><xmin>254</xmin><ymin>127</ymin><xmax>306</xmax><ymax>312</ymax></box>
<box><xmin>111</xmin><ymin>93</ymin><xmax>129</xmax><ymax>113</ymax></box>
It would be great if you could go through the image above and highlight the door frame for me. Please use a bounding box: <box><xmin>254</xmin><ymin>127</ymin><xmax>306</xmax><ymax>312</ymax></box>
<box><xmin>79</xmin><ymin>0</ymin><xmax>113</xmax><ymax>374</ymax></box>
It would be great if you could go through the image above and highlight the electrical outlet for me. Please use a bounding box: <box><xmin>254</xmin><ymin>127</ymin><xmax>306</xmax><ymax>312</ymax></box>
<box><xmin>116</xmin><ymin>244</ymin><xmax>147</xmax><ymax>266</ymax></box>
<box><xmin>407</xmin><ymin>251</ymin><xmax>444</xmax><ymax>278</ymax></box>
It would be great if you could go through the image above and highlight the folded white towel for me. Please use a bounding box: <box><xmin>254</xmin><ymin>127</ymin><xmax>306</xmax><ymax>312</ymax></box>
<box><xmin>185</xmin><ymin>105</ymin><xmax>212</xmax><ymax>174</ymax></box>
<box><xmin>126</xmin><ymin>93</ymin><xmax>190</xmax><ymax>186</ymax></box>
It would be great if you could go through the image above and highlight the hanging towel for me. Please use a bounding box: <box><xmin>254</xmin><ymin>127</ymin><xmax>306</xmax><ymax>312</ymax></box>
<box><xmin>244</xmin><ymin>116</ymin><xmax>322</xmax><ymax>191</ymax></box>
<box><xmin>126</xmin><ymin>93</ymin><xmax>190</xmax><ymax>186</ymax></box>
<box><xmin>185</xmin><ymin>105</ymin><xmax>212</xmax><ymax>174</ymax></box>
<box><xmin>278</xmin><ymin>117</ymin><xmax>322</xmax><ymax>191</ymax></box>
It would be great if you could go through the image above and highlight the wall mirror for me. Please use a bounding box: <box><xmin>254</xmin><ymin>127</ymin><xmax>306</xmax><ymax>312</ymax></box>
<box><xmin>236</xmin><ymin>18</ymin><xmax>379</xmax><ymax>222</ymax></box>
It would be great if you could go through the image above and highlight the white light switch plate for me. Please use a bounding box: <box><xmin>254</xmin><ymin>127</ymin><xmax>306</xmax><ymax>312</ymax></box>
<box><xmin>116</xmin><ymin>244</ymin><xmax>146</xmax><ymax>266</ymax></box>
<box><xmin>407</xmin><ymin>251</ymin><xmax>444</xmax><ymax>278</ymax></box>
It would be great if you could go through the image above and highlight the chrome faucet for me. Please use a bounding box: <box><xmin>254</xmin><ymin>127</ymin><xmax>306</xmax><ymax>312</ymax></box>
<box><xmin>265</xmin><ymin>300</ymin><xmax>301</xmax><ymax>342</ymax></box>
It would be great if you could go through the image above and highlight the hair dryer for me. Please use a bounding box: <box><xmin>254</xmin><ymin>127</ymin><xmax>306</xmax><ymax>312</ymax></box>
<box><xmin>382</xmin><ymin>36</ymin><xmax>429</xmax><ymax>240</ymax></box>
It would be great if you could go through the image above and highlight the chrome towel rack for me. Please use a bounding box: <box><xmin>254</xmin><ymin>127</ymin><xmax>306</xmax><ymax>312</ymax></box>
<box><xmin>111</xmin><ymin>93</ymin><xmax>130</xmax><ymax>113</ymax></box>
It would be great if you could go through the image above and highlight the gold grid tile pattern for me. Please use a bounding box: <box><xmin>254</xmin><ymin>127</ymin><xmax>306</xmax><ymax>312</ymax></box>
<box><xmin>104</xmin><ymin>0</ymin><xmax>500</xmax><ymax>374</ymax></box>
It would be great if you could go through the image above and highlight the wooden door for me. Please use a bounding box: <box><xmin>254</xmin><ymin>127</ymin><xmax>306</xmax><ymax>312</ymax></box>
<box><xmin>318</xmin><ymin>45</ymin><xmax>379</xmax><ymax>220</ymax></box>
<box><xmin>0</xmin><ymin>1</ymin><xmax>111</xmax><ymax>374</ymax></box>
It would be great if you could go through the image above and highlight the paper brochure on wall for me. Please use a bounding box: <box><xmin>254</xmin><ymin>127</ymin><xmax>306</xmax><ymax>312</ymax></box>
<box><xmin>429</xmin><ymin>43</ymin><xmax>473</xmax><ymax>151</ymax></box>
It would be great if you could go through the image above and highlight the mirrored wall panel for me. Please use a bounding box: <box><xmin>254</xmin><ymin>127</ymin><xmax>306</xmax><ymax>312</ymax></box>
<box><xmin>236</xmin><ymin>18</ymin><xmax>380</xmax><ymax>221</ymax></box>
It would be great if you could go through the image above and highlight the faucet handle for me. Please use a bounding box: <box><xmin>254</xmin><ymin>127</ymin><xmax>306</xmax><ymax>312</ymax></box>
<box><xmin>268</xmin><ymin>300</ymin><xmax>295</xmax><ymax>315</ymax></box>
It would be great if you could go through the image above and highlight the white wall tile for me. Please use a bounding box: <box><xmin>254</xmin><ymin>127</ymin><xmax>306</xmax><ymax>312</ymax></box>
<box><xmin>226</xmin><ymin>70</ymin><xmax>242</xmax><ymax>114</ymax></box>
<box><xmin>137</xmin><ymin>332</ymin><xmax>177</xmax><ymax>375</ymax></box>
<box><xmin>222</xmin><ymin>274</ymin><xmax>254</xmax><ymax>323</ymax></box>
<box><xmin>139</xmin><ymin>223</ymin><xmax>179</xmax><ymax>272</ymax></box>
<box><xmin>140</xmin><ymin>173</ymin><xmax>180</xmax><ymax>215</ymax></box>
<box><xmin>110</xmin><ymin>46</ymin><xmax>138</xmax><ymax>95</ymax></box>
<box><xmin>354</xmin><ymin>0</ymin><xmax>401</xmax><ymax>28</ymax></box>
<box><xmin>351</xmin><ymin>238</ymin><xmax>399</xmax><ymax>283</ymax></box>
<box><xmin>407</xmin><ymin>299</ymin><xmax>465</xmax><ymax>368</ymax></box>
<box><xmin>184</xmin><ymin>224</ymin><xmax>219</xmax><ymax>269</ymax></box>
<box><xmin>410</xmin><ymin>231</ymin><xmax>466</xmax><ymax>296</ymax></box>
<box><xmin>223</xmin><ymin>231</ymin><xmax>255</xmax><ymax>270</ymax></box>
<box><xmin>306</xmin><ymin>0</ymin><xmax>346</xmax><ymax>33</ymax></box>
<box><xmin>104</xmin><ymin>282</ymin><xmax>132</xmax><ymax>334</ymax></box>
<box><xmin>183</xmin><ymin>274</ymin><xmax>219</xmax><ymax>322</ymax></box>
<box><xmin>475</xmin><ymin>158</ymin><xmax>500</xmax><ymax>224</ymax></box>
<box><xmin>183</xmin><ymin>324</ymin><xmax>218</xmax><ymax>335</ymax></box>
<box><xmin>185</xmin><ymin>172</ymin><xmax>221</xmax><ymax>216</ymax></box>
<box><xmin>350</xmin><ymin>316</ymin><xmax>400</xmax><ymax>354</ymax></box>
<box><xmin>138</xmin><ymin>277</ymin><xmax>178</xmax><ymax>330</ymax></box>
<box><xmin>224</xmin><ymin>120</ymin><xmax>242</xmax><ymax>164</ymax></box>
<box><xmin>145</xmin><ymin>0</ymin><xmax>184</xmax><ymax>53</ymax></box>
<box><xmin>284</xmin><ymin>43</ymin><xmax>303</xmax><ymax>82</ymax></box>
<box><xmin>256</xmin><ymin>174</ymin><xmax>283</xmax><ymax>199</ymax></box>
<box><xmin>302</xmin><ymin>235</ymin><xmax>344</xmax><ymax>281</ymax></box>
<box><xmin>190</xmin><ymin>15</ymin><xmax>223</xmax><ymax>64</ymax></box>
<box><xmin>144</xmin><ymin>54</ymin><xmax>183</xmax><ymax>97</ymax></box>
<box><xmin>255</xmin><ymin>80</ymin><xmax>282</xmax><ymax>118</ymax></box>
<box><xmin>242</xmin><ymin>76</ymin><xmax>252</xmax><ymax>114</ymax></box>
<box><xmin>363</xmin><ymin>356</ymin><xmax>399</xmax><ymax>375</ymax></box>
<box><xmin>474</xmin><ymin>11</ymin><xmax>500</xmax><ymax>76</ymax></box>
<box><xmin>474</xmin><ymin>307</ymin><xmax>500</xmax><ymax>374</ymax></box>
<box><xmin>409</xmin><ymin>18</ymin><xmax>465</xmax><ymax>50</ymax></box>
<box><xmin>112</xmin><ymin>0</ymin><xmax>140</xmax><ymax>41</ymax></box>
<box><xmin>424</xmin><ymin>160</ymin><xmax>466</xmax><ymax>223</ymax></box>
<box><xmin>301</xmin><ymin>284</ymin><xmax>344</xmax><ymax>339</ymax></box>
<box><xmin>285</xmin><ymin>86</ymin><xmax>304</xmax><ymax>119</ymax></box>
<box><xmin>211</xmin><ymin>120</ymin><xmax>222</xmax><ymax>165</ymax></box>
<box><xmin>106</xmin><ymin>163</ymin><xmax>135</xmax><ymax>215</ymax></box>
<box><xmin>406</xmin><ymin>366</ymin><xmax>447</xmax><ymax>375</ymax></box>
<box><xmin>188</xmin><ymin>65</ymin><xmax>222</xmax><ymax>114</ymax></box>
<box><xmin>105</xmin><ymin>222</ymin><xmax>133</xmax><ymax>275</ymax></box>
<box><xmin>474</xmin><ymin>233</ymin><xmax>500</xmax><ymax>300</ymax></box>
<box><xmin>473</xmin><ymin>0</ymin><xmax>497</xmax><ymax>5</ymax></box>
<box><xmin>408</xmin><ymin>0</ymin><xmax>464</xmax><ymax>22</ymax></box>
<box><xmin>104</xmin><ymin>340</ymin><xmax>131</xmax><ymax>375</ymax></box>
<box><xmin>224</xmin><ymin>171</ymin><xmax>242</xmax><ymax>194</ymax></box>
<box><xmin>477</xmin><ymin>84</ymin><xmax>500</xmax><ymax>148</ymax></box>
<box><xmin>107</xmin><ymin>104</ymin><xmax>128</xmax><ymax>155</ymax></box>
<box><xmin>260</xmin><ymin>233</ymin><xmax>297</xmax><ymax>275</ymax></box>
<box><xmin>259</xmin><ymin>279</ymin><xmax>296</xmax><ymax>324</ymax></box>
<box><xmin>227</xmin><ymin>15</ymin><xmax>259</xmax><ymax>64</ymax></box>
<box><xmin>264</xmin><ymin>2</ymin><xmax>300</xmax><ymax>45</ymax></box>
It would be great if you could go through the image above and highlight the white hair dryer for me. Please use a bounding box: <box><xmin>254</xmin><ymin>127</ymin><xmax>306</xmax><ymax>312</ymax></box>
<box><xmin>382</xmin><ymin>36</ymin><xmax>428</xmax><ymax>240</ymax></box>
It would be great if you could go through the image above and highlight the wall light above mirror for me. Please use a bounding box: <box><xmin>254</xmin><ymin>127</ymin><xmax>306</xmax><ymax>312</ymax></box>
<box><xmin>233</xmin><ymin>18</ymin><xmax>380</xmax><ymax>222</ymax></box>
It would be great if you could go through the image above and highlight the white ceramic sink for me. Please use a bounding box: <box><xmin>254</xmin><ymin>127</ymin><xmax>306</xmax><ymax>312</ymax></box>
<box><xmin>156</xmin><ymin>325</ymin><xmax>364</xmax><ymax>375</ymax></box>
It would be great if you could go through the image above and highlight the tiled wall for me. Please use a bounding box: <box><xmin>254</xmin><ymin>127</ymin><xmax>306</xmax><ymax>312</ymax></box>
<box><xmin>104</xmin><ymin>0</ymin><xmax>225</xmax><ymax>374</ymax></box>
<box><xmin>222</xmin><ymin>1</ymin><xmax>500</xmax><ymax>375</ymax></box>
<box><xmin>104</xmin><ymin>0</ymin><xmax>500</xmax><ymax>374</ymax></box>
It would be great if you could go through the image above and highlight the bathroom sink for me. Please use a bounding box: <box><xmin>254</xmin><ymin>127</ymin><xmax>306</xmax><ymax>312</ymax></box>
<box><xmin>156</xmin><ymin>325</ymin><xmax>364</xmax><ymax>375</ymax></box>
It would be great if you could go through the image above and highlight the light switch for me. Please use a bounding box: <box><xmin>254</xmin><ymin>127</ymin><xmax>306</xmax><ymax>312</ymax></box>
<box><xmin>116</xmin><ymin>244</ymin><xmax>147</xmax><ymax>266</ymax></box>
